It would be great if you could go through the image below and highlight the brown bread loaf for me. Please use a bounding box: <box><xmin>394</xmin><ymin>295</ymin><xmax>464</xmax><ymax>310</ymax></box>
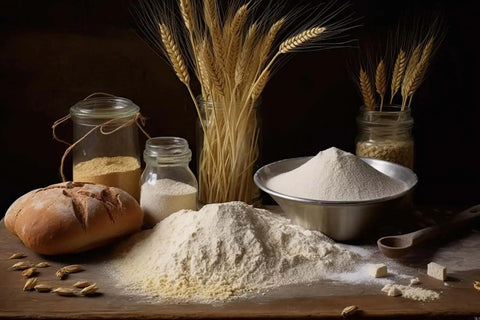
<box><xmin>4</xmin><ymin>181</ymin><xmax>143</xmax><ymax>255</ymax></box>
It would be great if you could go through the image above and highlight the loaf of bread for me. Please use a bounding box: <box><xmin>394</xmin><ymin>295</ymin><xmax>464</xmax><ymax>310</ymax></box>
<box><xmin>5</xmin><ymin>181</ymin><xmax>143</xmax><ymax>255</ymax></box>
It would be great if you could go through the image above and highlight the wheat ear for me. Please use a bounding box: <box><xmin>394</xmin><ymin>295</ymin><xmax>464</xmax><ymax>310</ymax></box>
<box><xmin>401</xmin><ymin>44</ymin><xmax>421</xmax><ymax>109</ymax></box>
<box><xmin>401</xmin><ymin>70</ymin><xmax>419</xmax><ymax>109</ymax></box>
<box><xmin>375</xmin><ymin>60</ymin><xmax>387</xmax><ymax>110</ymax></box>
<box><xmin>390</xmin><ymin>49</ymin><xmax>406</xmax><ymax>104</ymax></box>
<box><xmin>203</xmin><ymin>0</ymin><xmax>225</xmax><ymax>68</ymax></box>
<box><xmin>201</xmin><ymin>41</ymin><xmax>224</xmax><ymax>95</ymax></box>
<box><xmin>159</xmin><ymin>23</ymin><xmax>190</xmax><ymax>85</ymax></box>
<box><xmin>252</xmin><ymin>69</ymin><xmax>270</xmax><ymax>99</ymax></box>
<box><xmin>259</xmin><ymin>18</ymin><xmax>286</xmax><ymax>67</ymax></box>
<box><xmin>235</xmin><ymin>23</ymin><xmax>259</xmax><ymax>87</ymax></box>
<box><xmin>179</xmin><ymin>0</ymin><xmax>194</xmax><ymax>32</ymax></box>
<box><xmin>402</xmin><ymin>37</ymin><xmax>435</xmax><ymax>109</ymax></box>
<box><xmin>227</xmin><ymin>4</ymin><xmax>249</xmax><ymax>38</ymax></box>
<box><xmin>408</xmin><ymin>38</ymin><xmax>434</xmax><ymax>97</ymax></box>
<box><xmin>279</xmin><ymin>27</ymin><xmax>326</xmax><ymax>54</ymax></box>
<box><xmin>225</xmin><ymin>4</ymin><xmax>249</xmax><ymax>83</ymax></box>
<box><xmin>197</xmin><ymin>41</ymin><xmax>211</xmax><ymax>96</ymax></box>
<box><xmin>360</xmin><ymin>68</ymin><xmax>376</xmax><ymax>111</ymax></box>
<box><xmin>419</xmin><ymin>37</ymin><xmax>435</xmax><ymax>66</ymax></box>
<box><xmin>403</xmin><ymin>45</ymin><xmax>421</xmax><ymax>86</ymax></box>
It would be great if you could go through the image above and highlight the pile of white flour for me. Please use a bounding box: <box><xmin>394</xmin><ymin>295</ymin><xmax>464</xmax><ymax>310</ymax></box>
<box><xmin>140</xmin><ymin>179</ymin><xmax>197</xmax><ymax>226</ymax></box>
<box><xmin>267</xmin><ymin>147</ymin><xmax>407</xmax><ymax>201</ymax></box>
<box><xmin>109</xmin><ymin>201</ymin><xmax>360</xmax><ymax>302</ymax></box>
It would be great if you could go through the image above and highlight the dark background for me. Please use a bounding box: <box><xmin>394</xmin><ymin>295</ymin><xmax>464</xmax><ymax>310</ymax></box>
<box><xmin>0</xmin><ymin>0</ymin><xmax>479</xmax><ymax>217</ymax></box>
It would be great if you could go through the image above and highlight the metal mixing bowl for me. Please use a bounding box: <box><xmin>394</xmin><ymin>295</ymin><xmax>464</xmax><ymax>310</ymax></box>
<box><xmin>254</xmin><ymin>157</ymin><xmax>418</xmax><ymax>242</ymax></box>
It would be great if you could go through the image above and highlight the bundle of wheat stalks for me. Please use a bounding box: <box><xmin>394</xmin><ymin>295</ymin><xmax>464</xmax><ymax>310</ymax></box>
<box><xmin>136</xmin><ymin>0</ymin><xmax>353</xmax><ymax>204</ymax></box>
<box><xmin>359</xmin><ymin>35</ymin><xmax>438</xmax><ymax>112</ymax></box>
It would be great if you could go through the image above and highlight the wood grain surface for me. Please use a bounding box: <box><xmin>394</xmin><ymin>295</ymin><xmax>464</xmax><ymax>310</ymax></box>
<box><xmin>1</xmin><ymin>220</ymin><xmax>479</xmax><ymax>320</ymax></box>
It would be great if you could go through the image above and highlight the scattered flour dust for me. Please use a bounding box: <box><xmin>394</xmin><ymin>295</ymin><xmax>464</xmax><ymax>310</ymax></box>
<box><xmin>382</xmin><ymin>283</ymin><xmax>440</xmax><ymax>301</ymax></box>
<box><xmin>266</xmin><ymin>147</ymin><xmax>407</xmax><ymax>201</ymax></box>
<box><xmin>109</xmin><ymin>201</ymin><xmax>361</xmax><ymax>302</ymax></box>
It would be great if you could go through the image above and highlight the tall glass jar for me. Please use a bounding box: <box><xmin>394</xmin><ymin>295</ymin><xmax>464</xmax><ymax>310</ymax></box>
<box><xmin>196</xmin><ymin>97</ymin><xmax>261</xmax><ymax>206</ymax></box>
<box><xmin>140</xmin><ymin>137</ymin><xmax>198</xmax><ymax>227</ymax></box>
<box><xmin>355</xmin><ymin>105</ymin><xmax>414</xmax><ymax>169</ymax></box>
<box><xmin>70</xmin><ymin>94</ymin><xmax>142</xmax><ymax>200</ymax></box>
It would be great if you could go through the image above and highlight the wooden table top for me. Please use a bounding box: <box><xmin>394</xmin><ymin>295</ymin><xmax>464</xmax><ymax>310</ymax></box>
<box><xmin>1</xmin><ymin>210</ymin><xmax>479</xmax><ymax>320</ymax></box>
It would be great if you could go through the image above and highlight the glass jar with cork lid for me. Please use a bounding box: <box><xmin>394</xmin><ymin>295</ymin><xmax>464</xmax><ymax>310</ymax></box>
<box><xmin>140</xmin><ymin>137</ymin><xmax>198</xmax><ymax>227</ymax></box>
<box><xmin>355</xmin><ymin>105</ymin><xmax>414</xmax><ymax>169</ymax></box>
<box><xmin>69</xmin><ymin>93</ymin><xmax>144</xmax><ymax>200</ymax></box>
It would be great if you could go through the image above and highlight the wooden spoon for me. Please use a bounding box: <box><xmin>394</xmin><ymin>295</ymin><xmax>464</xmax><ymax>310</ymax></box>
<box><xmin>377</xmin><ymin>204</ymin><xmax>480</xmax><ymax>259</ymax></box>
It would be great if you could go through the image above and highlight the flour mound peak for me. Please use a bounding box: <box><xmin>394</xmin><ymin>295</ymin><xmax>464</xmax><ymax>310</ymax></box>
<box><xmin>267</xmin><ymin>147</ymin><xmax>407</xmax><ymax>201</ymax></box>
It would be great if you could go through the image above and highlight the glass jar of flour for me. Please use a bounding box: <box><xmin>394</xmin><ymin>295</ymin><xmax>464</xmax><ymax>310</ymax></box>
<box><xmin>70</xmin><ymin>93</ymin><xmax>142</xmax><ymax>200</ymax></box>
<box><xmin>355</xmin><ymin>105</ymin><xmax>414</xmax><ymax>169</ymax></box>
<box><xmin>140</xmin><ymin>137</ymin><xmax>198</xmax><ymax>227</ymax></box>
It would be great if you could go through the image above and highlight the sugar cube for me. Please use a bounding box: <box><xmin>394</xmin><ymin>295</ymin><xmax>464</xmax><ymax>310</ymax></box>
<box><xmin>427</xmin><ymin>262</ymin><xmax>447</xmax><ymax>281</ymax></box>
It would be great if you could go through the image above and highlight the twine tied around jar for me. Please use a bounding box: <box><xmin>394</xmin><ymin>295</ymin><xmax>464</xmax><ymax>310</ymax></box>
<box><xmin>52</xmin><ymin>92</ymin><xmax>151</xmax><ymax>182</ymax></box>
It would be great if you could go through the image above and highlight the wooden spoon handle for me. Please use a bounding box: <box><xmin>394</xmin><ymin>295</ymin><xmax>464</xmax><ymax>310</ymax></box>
<box><xmin>410</xmin><ymin>204</ymin><xmax>480</xmax><ymax>246</ymax></box>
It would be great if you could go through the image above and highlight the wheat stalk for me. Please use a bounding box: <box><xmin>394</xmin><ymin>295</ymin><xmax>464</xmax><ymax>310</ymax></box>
<box><xmin>159</xmin><ymin>23</ymin><xmax>190</xmax><ymax>85</ymax></box>
<box><xmin>375</xmin><ymin>60</ymin><xmax>387</xmax><ymax>110</ymax></box>
<box><xmin>390</xmin><ymin>49</ymin><xmax>406</xmax><ymax>104</ymax></box>
<box><xmin>360</xmin><ymin>68</ymin><xmax>376</xmax><ymax>111</ymax></box>
<box><xmin>159</xmin><ymin>23</ymin><xmax>213</xmax><ymax>163</ymax></box>
<box><xmin>246</xmin><ymin>26</ymin><xmax>327</xmax><ymax>103</ymax></box>
<box><xmin>252</xmin><ymin>26</ymin><xmax>326</xmax><ymax>92</ymax></box>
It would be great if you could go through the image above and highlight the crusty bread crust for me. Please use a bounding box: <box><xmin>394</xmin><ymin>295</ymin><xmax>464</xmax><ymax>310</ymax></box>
<box><xmin>5</xmin><ymin>181</ymin><xmax>143</xmax><ymax>255</ymax></box>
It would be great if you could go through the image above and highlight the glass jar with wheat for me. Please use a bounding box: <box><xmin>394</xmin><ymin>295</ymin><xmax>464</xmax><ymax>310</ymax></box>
<box><xmin>196</xmin><ymin>97</ymin><xmax>262</xmax><ymax>205</ymax></box>
<box><xmin>356</xmin><ymin>24</ymin><xmax>442</xmax><ymax>169</ymax></box>
<box><xmin>135</xmin><ymin>0</ymin><xmax>355</xmax><ymax>204</ymax></box>
<box><xmin>356</xmin><ymin>106</ymin><xmax>414</xmax><ymax>168</ymax></box>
